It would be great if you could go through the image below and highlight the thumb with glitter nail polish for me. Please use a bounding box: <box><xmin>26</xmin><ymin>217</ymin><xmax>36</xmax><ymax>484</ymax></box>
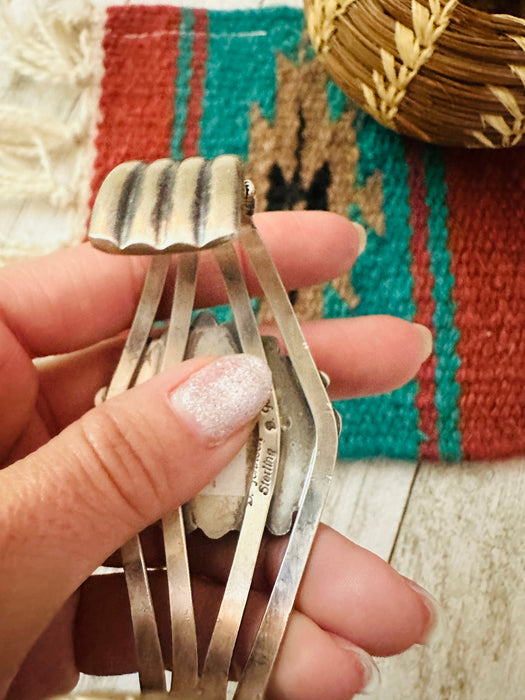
<box><xmin>0</xmin><ymin>353</ymin><xmax>272</xmax><ymax>696</ymax></box>
<box><xmin>169</xmin><ymin>353</ymin><xmax>273</xmax><ymax>445</ymax></box>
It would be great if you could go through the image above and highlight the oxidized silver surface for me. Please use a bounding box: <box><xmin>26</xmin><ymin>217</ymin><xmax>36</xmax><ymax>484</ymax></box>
<box><xmin>77</xmin><ymin>155</ymin><xmax>339</xmax><ymax>700</ymax></box>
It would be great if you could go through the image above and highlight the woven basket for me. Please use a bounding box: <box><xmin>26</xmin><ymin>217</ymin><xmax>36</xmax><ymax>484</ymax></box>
<box><xmin>305</xmin><ymin>0</ymin><xmax>525</xmax><ymax>147</ymax></box>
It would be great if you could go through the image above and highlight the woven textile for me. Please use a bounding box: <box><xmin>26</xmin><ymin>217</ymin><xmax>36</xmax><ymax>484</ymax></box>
<box><xmin>7</xmin><ymin>4</ymin><xmax>525</xmax><ymax>462</ymax></box>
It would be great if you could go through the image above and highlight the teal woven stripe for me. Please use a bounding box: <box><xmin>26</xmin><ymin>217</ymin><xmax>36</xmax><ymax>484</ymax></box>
<box><xmin>422</xmin><ymin>146</ymin><xmax>462</xmax><ymax>460</ymax></box>
<box><xmin>328</xmin><ymin>114</ymin><xmax>421</xmax><ymax>460</ymax></box>
<box><xmin>199</xmin><ymin>8</ymin><xmax>303</xmax><ymax>159</ymax></box>
<box><xmin>171</xmin><ymin>7</ymin><xmax>195</xmax><ymax>160</ymax></box>
<box><xmin>167</xmin><ymin>8</ymin><xmax>427</xmax><ymax>460</ymax></box>
<box><xmin>184</xmin><ymin>8</ymin><xmax>303</xmax><ymax>324</ymax></box>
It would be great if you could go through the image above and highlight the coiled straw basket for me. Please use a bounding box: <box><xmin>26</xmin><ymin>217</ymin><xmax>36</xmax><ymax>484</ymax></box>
<box><xmin>304</xmin><ymin>0</ymin><xmax>525</xmax><ymax>147</ymax></box>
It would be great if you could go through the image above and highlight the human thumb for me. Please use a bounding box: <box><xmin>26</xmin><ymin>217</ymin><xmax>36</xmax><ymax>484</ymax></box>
<box><xmin>0</xmin><ymin>353</ymin><xmax>272</xmax><ymax>684</ymax></box>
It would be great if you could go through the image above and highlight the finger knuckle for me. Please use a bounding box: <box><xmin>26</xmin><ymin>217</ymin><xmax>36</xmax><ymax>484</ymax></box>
<box><xmin>76</xmin><ymin>405</ymin><xmax>167</xmax><ymax>522</ymax></box>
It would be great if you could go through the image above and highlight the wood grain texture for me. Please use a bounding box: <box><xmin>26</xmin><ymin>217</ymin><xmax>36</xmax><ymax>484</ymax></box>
<box><xmin>351</xmin><ymin>458</ymin><xmax>525</xmax><ymax>700</ymax></box>
<box><xmin>322</xmin><ymin>458</ymin><xmax>416</xmax><ymax>562</ymax></box>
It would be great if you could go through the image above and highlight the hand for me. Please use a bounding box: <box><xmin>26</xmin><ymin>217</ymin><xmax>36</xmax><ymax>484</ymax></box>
<box><xmin>0</xmin><ymin>211</ymin><xmax>435</xmax><ymax>700</ymax></box>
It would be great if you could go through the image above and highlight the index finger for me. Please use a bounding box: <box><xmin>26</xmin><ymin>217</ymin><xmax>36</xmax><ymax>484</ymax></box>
<box><xmin>0</xmin><ymin>211</ymin><xmax>362</xmax><ymax>358</ymax></box>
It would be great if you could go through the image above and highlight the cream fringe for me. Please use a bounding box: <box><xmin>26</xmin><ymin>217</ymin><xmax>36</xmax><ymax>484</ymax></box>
<box><xmin>0</xmin><ymin>99</ymin><xmax>88</xmax><ymax>156</ymax></box>
<box><xmin>0</xmin><ymin>0</ymin><xmax>100</xmax><ymax>211</ymax></box>
<box><xmin>0</xmin><ymin>0</ymin><xmax>96</xmax><ymax>86</ymax></box>
<box><xmin>0</xmin><ymin>138</ymin><xmax>75</xmax><ymax>208</ymax></box>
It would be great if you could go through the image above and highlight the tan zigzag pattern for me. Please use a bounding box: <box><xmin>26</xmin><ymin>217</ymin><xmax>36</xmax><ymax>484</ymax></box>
<box><xmin>362</xmin><ymin>0</ymin><xmax>458</xmax><ymax>128</ymax></box>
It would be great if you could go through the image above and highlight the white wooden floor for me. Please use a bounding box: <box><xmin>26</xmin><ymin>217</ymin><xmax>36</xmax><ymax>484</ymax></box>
<box><xmin>1</xmin><ymin>1</ymin><xmax>524</xmax><ymax>698</ymax></box>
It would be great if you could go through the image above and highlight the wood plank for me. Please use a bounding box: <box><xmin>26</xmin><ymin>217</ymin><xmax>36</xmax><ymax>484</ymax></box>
<box><xmin>322</xmin><ymin>458</ymin><xmax>417</xmax><ymax>562</ymax></box>
<box><xmin>365</xmin><ymin>458</ymin><xmax>525</xmax><ymax>700</ymax></box>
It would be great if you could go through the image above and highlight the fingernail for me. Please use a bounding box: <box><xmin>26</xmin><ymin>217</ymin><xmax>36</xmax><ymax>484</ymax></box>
<box><xmin>404</xmin><ymin>578</ymin><xmax>444</xmax><ymax>646</ymax></box>
<box><xmin>353</xmin><ymin>222</ymin><xmax>367</xmax><ymax>257</ymax></box>
<box><xmin>353</xmin><ymin>646</ymin><xmax>380</xmax><ymax>695</ymax></box>
<box><xmin>413</xmin><ymin>323</ymin><xmax>433</xmax><ymax>361</ymax></box>
<box><xmin>169</xmin><ymin>354</ymin><xmax>273</xmax><ymax>444</ymax></box>
<box><xmin>332</xmin><ymin>636</ymin><xmax>380</xmax><ymax>695</ymax></box>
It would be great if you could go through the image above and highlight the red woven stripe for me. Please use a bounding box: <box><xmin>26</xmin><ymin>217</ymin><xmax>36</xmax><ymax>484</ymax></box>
<box><xmin>90</xmin><ymin>6</ymin><xmax>181</xmax><ymax>207</ymax></box>
<box><xmin>406</xmin><ymin>141</ymin><xmax>439</xmax><ymax>460</ymax></box>
<box><xmin>446</xmin><ymin>147</ymin><xmax>525</xmax><ymax>459</ymax></box>
<box><xmin>182</xmin><ymin>9</ymin><xmax>208</xmax><ymax>157</ymax></box>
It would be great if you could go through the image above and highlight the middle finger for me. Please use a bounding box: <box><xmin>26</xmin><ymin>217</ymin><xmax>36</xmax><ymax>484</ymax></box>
<box><xmin>0</xmin><ymin>211</ymin><xmax>360</xmax><ymax>359</ymax></box>
<box><xmin>94</xmin><ymin>523</ymin><xmax>432</xmax><ymax>659</ymax></box>
<box><xmin>37</xmin><ymin>314</ymin><xmax>430</xmax><ymax>434</ymax></box>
